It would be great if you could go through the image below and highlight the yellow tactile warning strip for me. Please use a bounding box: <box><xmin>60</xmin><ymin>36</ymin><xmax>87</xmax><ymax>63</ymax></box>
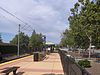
<box><xmin>0</xmin><ymin>55</ymin><xmax>31</xmax><ymax>66</ymax></box>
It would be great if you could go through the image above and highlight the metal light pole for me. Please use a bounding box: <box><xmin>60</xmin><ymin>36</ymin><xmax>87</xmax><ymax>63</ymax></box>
<box><xmin>18</xmin><ymin>24</ymin><xmax>20</xmax><ymax>57</ymax></box>
<box><xmin>42</xmin><ymin>35</ymin><xmax>46</xmax><ymax>52</ymax></box>
<box><xmin>43</xmin><ymin>35</ymin><xmax>46</xmax><ymax>44</ymax></box>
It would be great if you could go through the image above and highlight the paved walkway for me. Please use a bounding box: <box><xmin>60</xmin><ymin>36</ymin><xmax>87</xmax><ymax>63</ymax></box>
<box><xmin>0</xmin><ymin>53</ymin><xmax>64</xmax><ymax>75</ymax></box>
<box><xmin>86</xmin><ymin>59</ymin><xmax>100</xmax><ymax>75</ymax></box>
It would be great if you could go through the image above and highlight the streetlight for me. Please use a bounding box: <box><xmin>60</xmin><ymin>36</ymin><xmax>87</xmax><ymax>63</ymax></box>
<box><xmin>42</xmin><ymin>35</ymin><xmax>46</xmax><ymax>52</ymax></box>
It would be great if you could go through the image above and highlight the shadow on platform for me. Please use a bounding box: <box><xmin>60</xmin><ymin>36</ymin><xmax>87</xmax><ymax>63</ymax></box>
<box><xmin>42</xmin><ymin>73</ymin><xmax>63</xmax><ymax>75</ymax></box>
<box><xmin>17</xmin><ymin>72</ymin><xmax>24</xmax><ymax>75</ymax></box>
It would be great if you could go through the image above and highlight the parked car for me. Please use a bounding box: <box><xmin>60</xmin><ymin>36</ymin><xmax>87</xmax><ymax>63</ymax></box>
<box><xmin>95</xmin><ymin>53</ymin><xmax>100</xmax><ymax>62</ymax></box>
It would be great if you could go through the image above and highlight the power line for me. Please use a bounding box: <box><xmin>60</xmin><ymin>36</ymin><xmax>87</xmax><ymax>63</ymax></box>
<box><xmin>0</xmin><ymin>6</ymin><xmax>34</xmax><ymax>32</ymax></box>
<box><xmin>0</xmin><ymin>14</ymin><xmax>32</xmax><ymax>37</ymax></box>
<box><xmin>21</xmin><ymin>25</ymin><xmax>34</xmax><ymax>32</ymax></box>
<box><xmin>0</xmin><ymin>6</ymin><xmax>26</xmax><ymax>24</ymax></box>
<box><xmin>0</xmin><ymin>12</ymin><xmax>18</xmax><ymax>25</ymax></box>
<box><xmin>0</xmin><ymin>13</ymin><xmax>33</xmax><ymax>32</ymax></box>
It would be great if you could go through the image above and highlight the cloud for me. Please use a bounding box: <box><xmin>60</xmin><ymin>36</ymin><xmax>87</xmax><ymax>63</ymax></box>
<box><xmin>0</xmin><ymin>0</ymin><xmax>77</xmax><ymax>43</ymax></box>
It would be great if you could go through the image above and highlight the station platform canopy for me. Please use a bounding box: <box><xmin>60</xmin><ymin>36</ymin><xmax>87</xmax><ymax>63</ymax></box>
<box><xmin>46</xmin><ymin>42</ymin><xmax>55</xmax><ymax>45</ymax></box>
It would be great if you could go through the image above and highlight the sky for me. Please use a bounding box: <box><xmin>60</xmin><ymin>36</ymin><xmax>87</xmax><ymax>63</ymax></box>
<box><xmin>0</xmin><ymin>0</ymin><xmax>77</xmax><ymax>44</ymax></box>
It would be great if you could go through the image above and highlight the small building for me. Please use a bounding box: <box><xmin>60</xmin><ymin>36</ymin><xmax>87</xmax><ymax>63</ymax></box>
<box><xmin>46</xmin><ymin>41</ymin><xmax>55</xmax><ymax>53</ymax></box>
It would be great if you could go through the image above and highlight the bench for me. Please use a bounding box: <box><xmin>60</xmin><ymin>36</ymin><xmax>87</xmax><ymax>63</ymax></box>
<box><xmin>0</xmin><ymin>66</ymin><xmax>20</xmax><ymax>75</ymax></box>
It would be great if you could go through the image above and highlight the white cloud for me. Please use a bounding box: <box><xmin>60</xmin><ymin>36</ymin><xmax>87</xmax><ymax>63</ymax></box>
<box><xmin>0</xmin><ymin>0</ymin><xmax>77</xmax><ymax>43</ymax></box>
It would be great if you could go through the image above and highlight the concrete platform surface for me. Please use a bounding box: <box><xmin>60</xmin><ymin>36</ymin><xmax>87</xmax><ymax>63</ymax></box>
<box><xmin>0</xmin><ymin>53</ymin><xmax>64</xmax><ymax>75</ymax></box>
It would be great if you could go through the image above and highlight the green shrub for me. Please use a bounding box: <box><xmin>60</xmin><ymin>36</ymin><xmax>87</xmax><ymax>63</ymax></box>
<box><xmin>78</xmin><ymin>59</ymin><xmax>91</xmax><ymax>68</ymax></box>
<box><xmin>0</xmin><ymin>45</ymin><xmax>17</xmax><ymax>54</ymax></box>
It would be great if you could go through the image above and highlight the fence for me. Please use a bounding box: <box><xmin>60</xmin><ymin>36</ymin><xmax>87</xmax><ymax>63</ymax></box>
<box><xmin>59</xmin><ymin>50</ymin><xmax>91</xmax><ymax>75</ymax></box>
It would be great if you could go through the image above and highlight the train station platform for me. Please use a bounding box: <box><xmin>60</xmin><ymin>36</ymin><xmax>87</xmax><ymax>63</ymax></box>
<box><xmin>0</xmin><ymin>53</ymin><xmax>64</xmax><ymax>75</ymax></box>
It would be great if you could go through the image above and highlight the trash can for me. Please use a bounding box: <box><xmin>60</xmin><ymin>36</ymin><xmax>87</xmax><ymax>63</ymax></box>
<box><xmin>0</xmin><ymin>52</ymin><xmax>2</xmax><ymax>61</ymax></box>
<box><xmin>33</xmin><ymin>52</ymin><xmax>39</xmax><ymax>61</ymax></box>
<box><xmin>0</xmin><ymin>56</ymin><xmax>2</xmax><ymax>61</ymax></box>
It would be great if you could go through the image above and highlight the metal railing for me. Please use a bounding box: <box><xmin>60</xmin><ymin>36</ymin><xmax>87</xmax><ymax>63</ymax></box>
<box><xmin>59</xmin><ymin>50</ymin><xmax>91</xmax><ymax>75</ymax></box>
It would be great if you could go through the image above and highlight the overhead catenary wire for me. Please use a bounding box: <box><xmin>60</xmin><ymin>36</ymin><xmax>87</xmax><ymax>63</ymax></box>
<box><xmin>0</xmin><ymin>12</ymin><xmax>19</xmax><ymax>25</ymax></box>
<box><xmin>0</xmin><ymin>13</ymin><xmax>33</xmax><ymax>33</ymax></box>
<box><xmin>0</xmin><ymin>6</ymin><xmax>36</xmax><ymax>57</ymax></box>
<box><xmin>0</xmin><ymin>6</ymin><xmax>34</xmax><ymax>32</ymax></box>
<box><xmin>20</xmin><ymin>24</ymin><xmax>34</xmax><ymax>32</ymax></box>
<box><xmin>0</xmin><ymin>15</ymin><xmax>32</xmax><ymax>37</ymax></box>
<box><xmin>0</xmin><ymin>13</ymin><xmax>32</xmax><ymax>33</ymax></box>
<box><xmin>0</xmin><ymin>6</ymin><xmax>26</xmax><ymax>24</ymax></box>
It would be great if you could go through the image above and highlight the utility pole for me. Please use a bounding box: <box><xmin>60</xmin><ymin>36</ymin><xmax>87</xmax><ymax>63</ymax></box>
<box><xmin>18</xmin><ymin>24</ymin><xmax>20</xmax><ymax>57</ymax></box>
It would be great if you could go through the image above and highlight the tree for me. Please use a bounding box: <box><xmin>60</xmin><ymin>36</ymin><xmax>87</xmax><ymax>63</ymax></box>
<box><xmin>28</xmin><ymin>30</ymin><xmax>44</xmax><ymax>52</ymax></box>
<box><xmin>61</xmin><ymin>0</ymin><xmax>100</xmax><ymax>50</ymax></box>
<box><xmin>10</xmin><ymin>32</ymin><xmax>29</xmax><ymax>53</ymax></box>
<box><xmin>60</xmin><ymin>29</ymin><xmax>75</xmax><ymax>48</ymax></box>
<box><xmin>0</xmin><ymin>34</ymin><xmax>3</xmax><ymax>43</ymax></box>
